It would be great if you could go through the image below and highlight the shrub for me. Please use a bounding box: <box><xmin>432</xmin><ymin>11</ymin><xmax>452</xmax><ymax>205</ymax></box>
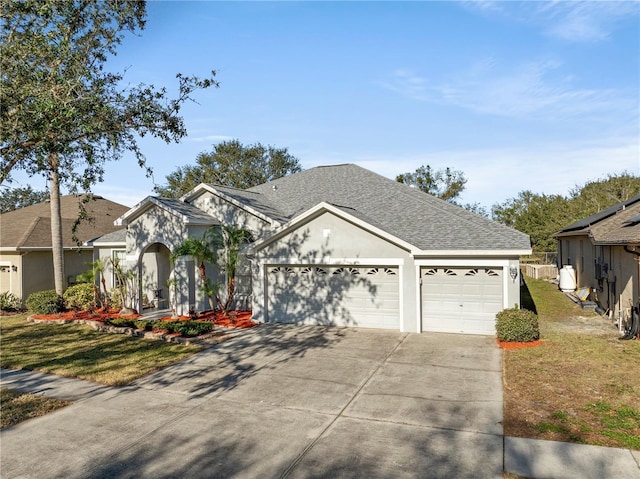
<box><xmin>25</xmin><ymin>290</ymin><xmax>64</xmax><ymax>314</ymax></box>
<box><xmin>134</xmin><ymin>320</ymin><xmax>154</xmax><ymax>331</ymax></box>
<box><xmin>63</xmin><ymin>283</ymin><xmax>96</xmax><ymax>311</ymax></box>
<box><xmin>0</xmin><ymin>291</ymin><xmax>23</xmax><ymax>312</ymax></box>
<box><xmin>155</xmin><ymin>321</ymin><xmax>214</xmax><ymax>337</ymax></box>
<box><xmin>496</xmin><ymin>307</ymin><xmax>540</xmax><ymax>342</ymax></box>
<box><xmin>109</xmin><ymin>287</ymin><xmax>124</xmax><ymax>310</ymax></box>
<box><xmin>105</xmin><ymin>317</ymin><xmax>137</xmax><ymax>329</ymax></box>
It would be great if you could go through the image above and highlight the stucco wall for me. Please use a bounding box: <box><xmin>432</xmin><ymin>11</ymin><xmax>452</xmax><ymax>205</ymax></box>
<box><xmin>1</xmin><ymin>250</ymin><xmax>92</xmax><ymax>300</ymax></box>
<box><xmin>126</xmin><ymin>206</ymin><xmax>188</xmax><ymax>258</ymax></box>
<box><xmin>252</xmin><ymin>210</ymin><xmax>417</xmax><ymax>331</ymax></box>
<box><xmin>0</xmin><ymin>253</ymin><xmax>23</xmax><ymax>298</ymax></box>
<box><xmin>559</xmin><ymin>236</ymin><xmax>639</xmax><ymax>321</ymax></box>
<box><xmin>609</xmin><ymin>245</ymin><xmax>638</xmax><ymax>321</ymax></box>
<box><xmin>191</xmin><ymin>192</ymin><xmax>272</xmax><ymax>239</ymax></box>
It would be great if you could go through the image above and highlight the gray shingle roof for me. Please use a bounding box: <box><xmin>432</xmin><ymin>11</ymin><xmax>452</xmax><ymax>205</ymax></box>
<box><xmin>91</xmin><ymin>228</ymin><xmax>126</xmax><ymax>245</ymax></box>
<box><xmin>204</xmin><ymin>185</ymin><xmax>289</xmax><ymax>223</ymax></box>
<box><xmin>152</xmin><ymin>197</ymin><xmax>219</xmax><ymax>224</ymax></box>
<box><xmin>247</xmin><ymin>164</ymin><xmax>530</xmax><ymax>251</ymax></box>
<box><xmin>557</xmin><ymin>194</ymin><xmax>640</xmax><ymax>234</ymax></box>
<box><xmin>557</xmin><ymin>196</ymin><xmax>640</xmax><ymax>245</ymax></box>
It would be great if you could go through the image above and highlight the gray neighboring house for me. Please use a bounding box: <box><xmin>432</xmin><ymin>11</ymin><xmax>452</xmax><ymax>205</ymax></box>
<box><xmin>0</xmin><ymin>195</ymin><xmax>129</xmax><ymax>300</ymax></box>
<box><xmin>107</xmin><ymin>164</ymin><xmax>531</xmax><ymax>335</ymax></box>
<box><xmin>555</xmin><ymin>194</ymin><xmax>640</xmax><ymax>324</ymax></box>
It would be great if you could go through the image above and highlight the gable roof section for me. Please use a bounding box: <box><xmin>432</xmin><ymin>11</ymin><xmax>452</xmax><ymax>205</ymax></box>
<box><xmin>115</xmin><ymin>196</ymin><xmax>218</xmax><ymax>226</ymax></box>
<box><xmin>556</xmin><ymin>196</ymin><xmax>640</xmax><ymax>245</ymax></box>
<box><xmin>182</xmin><ymin>184</ymin><xmax>287</xmax><ymax>225</ymax></box>
<box><xmin>0</xmin><ymin>195</ymin><xmax>129</xmax><ymax>250</ymax></box>
<box><xmin>89</xmin><ymin>228</ymin><xmax>126</xmax><ymax>246</ymax></box>
<box><xmin>251</xmin><ymin>202</ymin><xmax>419</xmax><ymax>254</ymax></box>
<box><xmin>248</xmin><ymin>164</ymin><xmax>531</xmax><ymax>252</ymax></box>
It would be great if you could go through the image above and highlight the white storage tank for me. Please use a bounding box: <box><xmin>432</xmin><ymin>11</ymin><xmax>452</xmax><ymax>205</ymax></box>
<box><xmin>559</xmin><ymin>265</ymin><xmax>577</xmax><ymax>292</ymax></box>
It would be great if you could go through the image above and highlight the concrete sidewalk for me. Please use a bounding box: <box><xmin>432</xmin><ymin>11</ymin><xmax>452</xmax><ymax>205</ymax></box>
<box><xmin>1</xmin><ymin>326</ymin><xmax>639</xmax><ymax>479</ymax></box>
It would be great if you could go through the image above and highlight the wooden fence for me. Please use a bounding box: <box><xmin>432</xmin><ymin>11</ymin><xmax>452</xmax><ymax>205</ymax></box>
<box><xmin>524</xmin><ymin>264</ymin><xmax>558</xmax><ymax>279</ymax></box>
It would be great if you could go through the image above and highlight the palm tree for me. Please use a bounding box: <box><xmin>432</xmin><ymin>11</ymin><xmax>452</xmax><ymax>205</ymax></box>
<box><xmin>172</xmin><ymin>233</ymin><xmax>218</xmax><ymax>312</ymax></box>
<box><xmin>211</xmin><ymin>225</ymin><xmax>253</xmax><ymax>313</ymax></box>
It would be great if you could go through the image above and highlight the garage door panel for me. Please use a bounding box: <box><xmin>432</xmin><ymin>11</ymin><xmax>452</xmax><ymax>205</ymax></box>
<box><xmin>268</xmin><ymin>266</ymin><xmax>399</xmax><ymax>329</ymax></box>
<box><xmin>422</xmin><ymin>267</ymin><xmax>503</xmax><ymax>335</ymax></box>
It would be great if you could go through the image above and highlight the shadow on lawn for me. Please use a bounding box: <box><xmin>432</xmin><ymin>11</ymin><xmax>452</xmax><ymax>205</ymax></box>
<box><xmin>520</xmin><ymin>278</ymin><xmax>538</xmax><ymax>314</ymax></box>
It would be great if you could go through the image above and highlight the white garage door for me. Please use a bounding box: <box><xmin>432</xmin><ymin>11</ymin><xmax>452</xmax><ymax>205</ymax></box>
<box><xmin>421</xmin><ymin>267</ymin><xmax>503</xmax><ymax>335</ymax></box>
<box><xmin>267</xmin><ymin>265</ymin><xmax>400</xmax><ymax>329</ymax></box>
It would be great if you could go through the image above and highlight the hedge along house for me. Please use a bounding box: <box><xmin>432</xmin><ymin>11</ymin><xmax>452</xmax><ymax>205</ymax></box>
<box><xmin>113</xmin><ymin>164</ymin><xmax>531</xmax><ymax>334</ymax></box>
<box><xmin>0</xmin><ymin>195</ymin><xmax>129</xmax><ymax>301</ymax></box>
<box><xmin>555</xmin><ymin>194</ymin><xmax>640</xmax><ymax>325</ymax></box>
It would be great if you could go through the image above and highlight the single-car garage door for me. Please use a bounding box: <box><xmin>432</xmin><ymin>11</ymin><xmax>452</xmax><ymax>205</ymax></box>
<box><xmin>267</xmin><ymin>265</ymin><xmax>399</xmax><ymax>329</ymax></box>
<box><xmin>421</xmin><ymin>267</ymin><xmax>503</xmax><ymax>335</ymax></box>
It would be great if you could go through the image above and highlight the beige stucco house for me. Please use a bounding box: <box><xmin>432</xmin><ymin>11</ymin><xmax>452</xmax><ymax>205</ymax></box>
<box><xmin>106</xmin><ymin>164</ymin><xmax>531</xmax><ymax>335</ymax></box>
<box><xmin>555</xmin><ymin>194</ymin><xmax>640</xmax><ymax>325</ymax></box>
<box><xmin>0</xmin><ymin>195</ymin><xmax>129</xmax><ymax>301</ymax></box>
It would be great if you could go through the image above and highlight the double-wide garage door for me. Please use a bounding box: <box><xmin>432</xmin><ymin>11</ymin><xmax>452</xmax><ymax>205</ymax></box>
<box><xmin>267</xmin><ymin>265</ymin><xmax>399</xmax><ymax>329</ymax></box>
<box><xmin>421</xmin><ymin>267</ymin><xmax>504</xmax><ymax>335</ymax></box>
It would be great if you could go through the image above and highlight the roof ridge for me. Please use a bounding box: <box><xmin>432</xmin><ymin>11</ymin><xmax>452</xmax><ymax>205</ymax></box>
<box><xmin>17</xmin><ymin>216</ymin><xmax>44</xmax><ymax>248</ymax></box>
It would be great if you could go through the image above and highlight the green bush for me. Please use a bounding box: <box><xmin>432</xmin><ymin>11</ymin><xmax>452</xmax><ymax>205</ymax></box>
<box><xmin>0</xmin><ymin>291</ymin><xmax>23</xmax><ymax>311</ymax></box>
<box><xmin>63</xmin><ymin>283</ymin><xmax>96</xmax><ymax>311</ymax></box>
<box><xmin>496</xmin><ymin>307</ymin><xmax>540</xmax><ymax>342</ymax></box>
<box><xmin>105</xmin><ymin>317</ymin><xmax>137</xmax><ymax>328</ymax></box>
<box><xmin>25</xmin><ymin>290</ymin><xmax>64</xmax><ymax>314</ymax></box>
<box><xmin>134</xmin><ymin>320</ymin><xmax>154</xmax><ymax>331</ymax></box>
<box><xmin>175</xmin><ymin>321</ymin><xmax>215</xmax><ymax>337</ymax></box>
<box><xmin>104</xmin><ymin>318</ymin><xmax>213</xmax><ymax>337</ymax></box>
<box><xmin>109</xmin><ymin>287</ymin><xmax>124</xmax><ymax>310</ymax></box>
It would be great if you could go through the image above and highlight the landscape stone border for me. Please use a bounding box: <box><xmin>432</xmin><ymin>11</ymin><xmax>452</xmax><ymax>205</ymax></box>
<box><xmin>26</xmin><ymin>316</ymin><xmax>235</xmax><ymax>347</ymax></box>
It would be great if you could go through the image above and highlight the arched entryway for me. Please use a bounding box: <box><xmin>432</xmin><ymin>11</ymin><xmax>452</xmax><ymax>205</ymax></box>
<box><xmin>139</xmin><ymin>243</ymin><xmax>172</xmax><ymax>311</ymax></box>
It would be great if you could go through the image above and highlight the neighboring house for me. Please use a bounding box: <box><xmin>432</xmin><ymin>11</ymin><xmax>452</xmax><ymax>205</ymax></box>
<box><xmin>555</xmin><ymin>194</ymin><xmax>640</xmax><ymax>324</ymax></box>
<box><xmin>110</xmin><ymin>164</ymin><xmax>531</xmax><ymax>335</ymax></box>
<box><xmin>0</xmin><ymin>195</ymin><xmax>129</xmax><ymax>300</ymax></box>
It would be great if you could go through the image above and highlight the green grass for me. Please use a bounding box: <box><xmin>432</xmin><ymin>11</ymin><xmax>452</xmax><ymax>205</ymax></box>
<box><xmin>0</xmin><ymin>314</ymin><xmax>201</xmax><ymax>386</ymax></box>
<box><xmin>1</xmin><ymin>387</ymin><xmax>70</xmax><ymax>429</ymax></box>
<box><xmin>503</xmin><ymin>278</ymin><xmax>640</xmax><ymax>449</ymax></box>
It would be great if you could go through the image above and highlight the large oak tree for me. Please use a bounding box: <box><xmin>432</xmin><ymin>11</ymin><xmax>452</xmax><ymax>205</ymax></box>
<box><xmin>396</xmin><ymin>164</ymin><xmax>467</xmax><ymax>202</ymax></box>
<box><xmin>155</xmin><ymin>139</ymin><xmax>302</xmax><ymax>198</ymax></box>
<box><xmin>492</xmin><ymin>172</ymin><xmax>640</xmax><ymax>252</ymax></box>
<box><xmin>1</xmin><ymin>0</ymin><xmax>217</xmax><ymax>294</ymax></box>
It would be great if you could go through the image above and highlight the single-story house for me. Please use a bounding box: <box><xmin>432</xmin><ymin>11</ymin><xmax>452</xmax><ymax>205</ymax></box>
<box><xmin>555</xmin><ymin>194</ymin><xmax>640</xmax><ymax>324</ymax></box>
<box><xmin>0</xmin><ymin>195</ymin><xmax>129</xmax><ymax>300</ymax></box>
<box><xmin>106</xmin><ymin>164</ymin><xmax>531</xmax><ymax>335</ymax></box>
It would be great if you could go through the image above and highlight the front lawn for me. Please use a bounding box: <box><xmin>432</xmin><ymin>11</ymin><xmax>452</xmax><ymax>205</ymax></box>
<box><xmin>503</xmin><ymin>278</ymin><xmax>640</xmax><ymax>449</ymax></box>
<box><xmin>0</xmin><ymin>314</ymin><xmax>201</xmax><ymax>386</ymax></box>
<box><xmin>1</xmin><ymin>387</ymin><xmax>70</xmax><ymax>429</ymax></box>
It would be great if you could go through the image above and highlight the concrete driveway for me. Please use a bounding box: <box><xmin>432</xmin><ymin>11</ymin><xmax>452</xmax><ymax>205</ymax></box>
<box><xmin>1</xmin><ymin>325</ymin><xmax>504</xmax><ymax>478</ymax></box>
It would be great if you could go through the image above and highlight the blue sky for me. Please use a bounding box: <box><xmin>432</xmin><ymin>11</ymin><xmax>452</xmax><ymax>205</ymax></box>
<box><xmin>10</xmin><ymin>1</ymin><xmax>640</xmax><ymax>209</ymax></box>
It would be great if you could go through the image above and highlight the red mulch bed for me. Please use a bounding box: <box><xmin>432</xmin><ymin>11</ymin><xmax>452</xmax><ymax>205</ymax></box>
<box><xmin>497</xmin><ymin>339</ymin><xmax>543</xmax><ymax>350</ymax></box>
<box><xmin>158</xmin><ymin>310</ymin><xmax>256</xmax><ymax>329</ymax></box>
<box><xmin>31</xmin><ymin>308</ymin><xmax>256</xmax><ymax>330</ymax></box>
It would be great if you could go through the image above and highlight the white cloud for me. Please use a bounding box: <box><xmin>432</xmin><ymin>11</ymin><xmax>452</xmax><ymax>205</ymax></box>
<box><xmin>350</xmin><ymin>137</ymin><xmax>640</xmax><ymax>207</ymax></box>
<box><xmin>380</xmin><ymin>59</ymin><xmax>632</xmax><ymax>120</ymax></box>
<box><xmin>186</xmin><ymin>134</ymin><xmax>234</xmax><ymax>143</ymax></box>
<box><xmin>464</xmin><ymin>1</ymin><xmax>639</xmax><ymax>43</ymax></box>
